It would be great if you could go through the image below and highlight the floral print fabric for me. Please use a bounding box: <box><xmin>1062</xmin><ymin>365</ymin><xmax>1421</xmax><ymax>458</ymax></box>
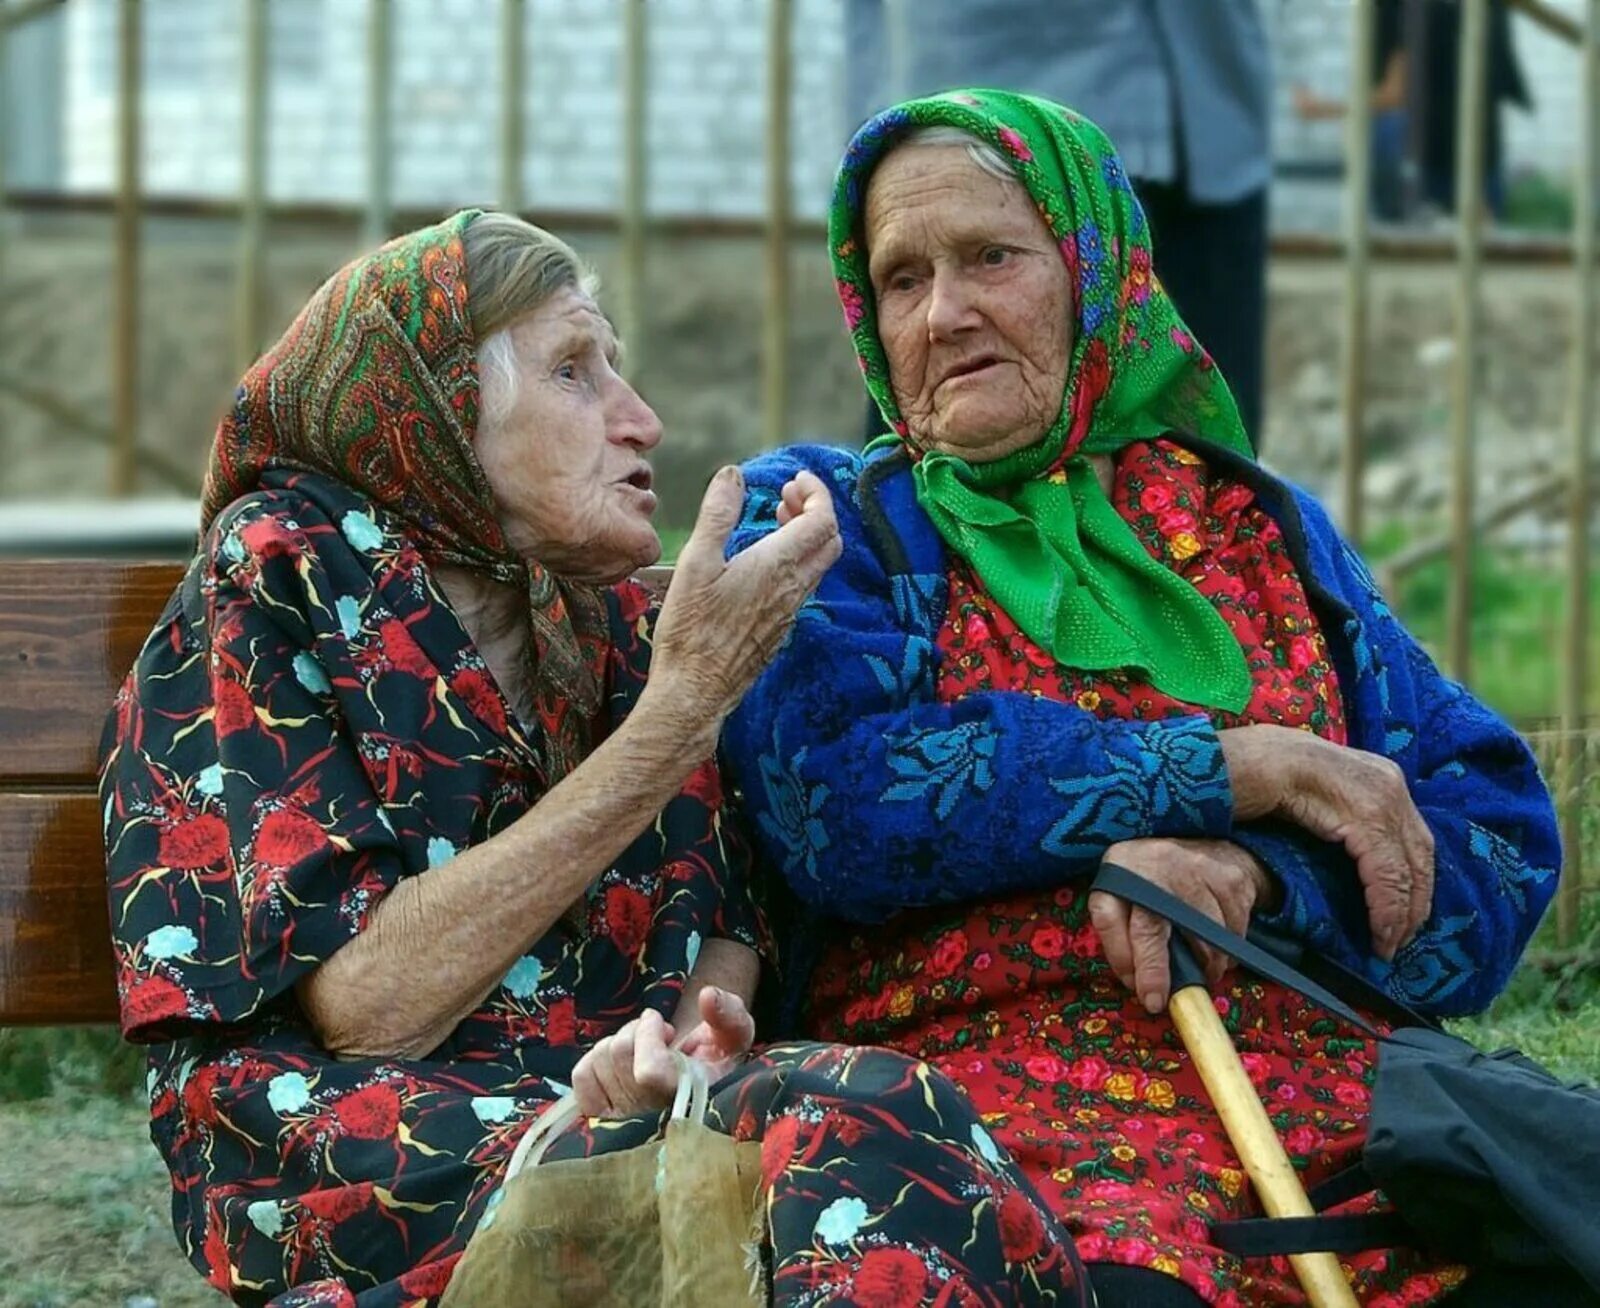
<box><xmin>539</xmin><ymin>1042</ymin><xmax>1091</xmax><ymax>1307</ymax></box>
<box><xmin>100</xmin><ymin>469</ymin><xmax>761</xmax><ymax>1306</ymax></box>
<box><xmin>939</xmin><ymin>439</ymin><xmax>1349</xmax><ymax>741</ymax></box>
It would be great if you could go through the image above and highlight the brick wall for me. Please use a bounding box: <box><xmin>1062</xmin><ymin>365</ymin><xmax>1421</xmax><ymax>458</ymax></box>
<box><xmin>54</xmin><ymin>0</ymin><xmax>1587</xmax><ymax>231</ymax></box>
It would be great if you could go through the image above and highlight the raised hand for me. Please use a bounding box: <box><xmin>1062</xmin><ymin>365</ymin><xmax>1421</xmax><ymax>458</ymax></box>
<box><xmin>645</xmin><ymin>467</ymin><xmax>841</xmax><ymax>739</ymax></box>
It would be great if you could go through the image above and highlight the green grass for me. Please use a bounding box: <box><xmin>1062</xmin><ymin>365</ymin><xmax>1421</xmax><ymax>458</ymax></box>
<box><xmin>1362</xmin><ymin>520</ymin><xmax>1600</xmax><ymax>724</ymax></box>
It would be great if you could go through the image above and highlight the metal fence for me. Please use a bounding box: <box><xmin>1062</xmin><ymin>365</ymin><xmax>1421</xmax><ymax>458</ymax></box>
<box><xmin>0</xmin><ymin>0</ymin><xmax>1595</xmax><ymax>942</ymax></box>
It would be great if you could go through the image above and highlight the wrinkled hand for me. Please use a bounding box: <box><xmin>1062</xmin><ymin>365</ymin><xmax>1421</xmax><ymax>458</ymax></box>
<box><xmin>1220</xmin><ymin>724</ymin><xmax>1435</xmax><ymax>960</ymax></box>
<box><xmin>1089</xmin><ymin>838</ymin><xmax>1276</xmax><ymax>1014</ymax></box>
<box><xmin>647</xmin><ymin>467</ymin><xmax>841</xmax><ymax>739</ymax></box>
<box><xmin>570</xmin><ymin>987</ymin><xmax>755</xmax><ymax>1119</ymax></box>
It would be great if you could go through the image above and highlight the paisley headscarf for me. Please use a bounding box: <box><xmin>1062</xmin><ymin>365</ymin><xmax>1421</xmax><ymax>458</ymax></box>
<box><xmin>202</xmin><ymin>209</ymin><xmax>607</xmax><ymax>781</ymax></box>
<box><xmin>831</xmin><ymin>91</ymin><xmax>1255</xmax><ymax>713</ymax></box>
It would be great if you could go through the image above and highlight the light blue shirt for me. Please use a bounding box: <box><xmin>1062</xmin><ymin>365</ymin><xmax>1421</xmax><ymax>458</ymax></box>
<box><xmin>844</xmin><ymin>0</ymin><xmax>1272</xmax><ymax>204</ymax></box>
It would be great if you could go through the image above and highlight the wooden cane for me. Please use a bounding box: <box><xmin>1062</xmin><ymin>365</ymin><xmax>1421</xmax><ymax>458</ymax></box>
<box><xmin>1166</xmin><ymin>936</ymin><xmax>1360</xmax><ymax>1308</ymax></box>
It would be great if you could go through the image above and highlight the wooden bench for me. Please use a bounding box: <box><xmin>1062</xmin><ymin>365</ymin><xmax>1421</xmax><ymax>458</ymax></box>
<box><xmin>0</xmin><ymin>557</ymin><xmax>675</xmax><ymax>1029</ymax></box>
<box><xmin>0</xmin><ymin>559</ymin><xmax>185</xmax><ymax>1026</ymax></box>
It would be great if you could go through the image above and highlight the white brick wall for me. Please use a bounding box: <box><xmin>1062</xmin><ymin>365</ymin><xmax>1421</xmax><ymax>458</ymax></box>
<box><xmin>57</xmin><ymin>0</ymin><xmax>1583</xmax><ymax>228</ymax></box>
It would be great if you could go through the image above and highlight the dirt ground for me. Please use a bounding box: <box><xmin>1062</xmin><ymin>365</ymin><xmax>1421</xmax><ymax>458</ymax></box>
<box><xmin>0</xmin><ymin>1093</ymin><xmax>223</xmax><ymax>1308</ymax></box>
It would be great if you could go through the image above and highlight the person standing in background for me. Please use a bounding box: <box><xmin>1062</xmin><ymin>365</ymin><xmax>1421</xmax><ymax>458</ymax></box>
<box><xmin>1295</xmin><ymin>0</ymin><xmax>1530</xmax><ymax>222</ymax></box>
<box><xmin>845</xmin><ymin>0</ymin><xmax>1273</xmax><ymax>450</ymax></box>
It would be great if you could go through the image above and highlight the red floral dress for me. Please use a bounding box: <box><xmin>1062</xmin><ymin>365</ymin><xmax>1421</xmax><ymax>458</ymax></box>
<box><xmin>806</xmin><ymin>442</ymin><xmax>1463</xmax><ymax>1307</ymax></box>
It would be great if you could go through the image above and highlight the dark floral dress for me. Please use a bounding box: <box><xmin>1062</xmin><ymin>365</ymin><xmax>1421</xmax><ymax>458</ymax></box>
<box><xmin>100</xmin><ymin>469</ymin><xmax>763</xmax><ymax>1306</ymax></box>
<box><xmin>104</xmin><ymin>468</ymin><xmax>1090</xmax><ymax>1308</ymax></box>
<box><xmin>805</xmin><ymin>445</ymin><xmax>1463</xmax><ymax>1307</ymax></box>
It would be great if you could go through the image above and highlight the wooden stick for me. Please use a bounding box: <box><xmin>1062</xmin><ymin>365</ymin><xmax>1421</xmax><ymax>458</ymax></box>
<box><xmin>1169</xmin><ymin>982</ymin><xmax>1360</xmax><ymax>1308</ymax></box>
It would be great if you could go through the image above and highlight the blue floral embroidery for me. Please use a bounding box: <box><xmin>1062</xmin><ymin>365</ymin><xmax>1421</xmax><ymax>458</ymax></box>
<box><xmin>1385</xmin><ymin>913</ymin><xmax>1478</xmax><ymax>1005</ymax></box>
<box><xmin>756</xmin><ymin>746</ymin><xmax>832</xmax><ymax>883</ymax></box>
<box><xmin>881</xmin><ymin>721</ymin><xmax>998</xmax><ymax>821</ymax></box>
<box><xmin>1042</xmin><ymin>720</ymin><xmax>1226</xmax><ymax>858</ymax></box>
<box><xmin>1468</xmin><ymin>823</ymin><xmax>1554</xmax><ymax>915</ymax></box>
<box><xmin>862</xmin><ymin>639</ymin><xmax>935</xmax><ymax>702</ymax></box>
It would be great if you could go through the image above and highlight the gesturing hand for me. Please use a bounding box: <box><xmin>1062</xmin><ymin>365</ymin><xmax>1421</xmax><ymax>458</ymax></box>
<box><xmin>1220</xmin><ymin>724</ymin><xmax>1435</xmax><ymax>960</ymax></box>
<box><xmin>1089</xmin><ymin>838</ymin><xmax>1277</xmax><ymax>1014</ymax></box>
<box><xmin>570</xmin><ymin>986</ymin><xmax>756</xmax><ymax>1119</ymax></box>
<box><xmin>647</xmin><ymin>467</ymin><xmax>840</xmax><ymax>738</ymax></box>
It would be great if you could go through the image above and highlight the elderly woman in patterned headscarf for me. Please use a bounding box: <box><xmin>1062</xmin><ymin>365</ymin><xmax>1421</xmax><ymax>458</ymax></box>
<box><xmin>98</xmin><ymin>211</ymin><xmax>846</xmax><ymax>1303</ymax></box>
<box><xmin>102</xmin><ymin>211</ymin><xmax>1105</xmax><ymax>1308</ymax></box>
<box><xmin>722</xmin><ymin>92</ymin><xmax>1560</xmax><ymax>1307</ymax></box>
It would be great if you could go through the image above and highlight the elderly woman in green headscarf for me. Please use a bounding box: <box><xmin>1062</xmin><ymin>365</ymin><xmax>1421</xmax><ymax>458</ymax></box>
<box><xmin>722</xmin><ymin>91</ymin><xmax>1559</xmax><ymax>1306</ymax></box>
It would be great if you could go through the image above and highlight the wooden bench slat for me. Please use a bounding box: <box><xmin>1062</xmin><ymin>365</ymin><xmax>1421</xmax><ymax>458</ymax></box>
<box><xmin>0</xmin><ymin>560</ymin><xmax>185</xmax><ymax>786</ymax></box>
<box><xmin>0</xmin><ymin>791</ymin><xmax>120</xmax><ymax>1025</ymax></box>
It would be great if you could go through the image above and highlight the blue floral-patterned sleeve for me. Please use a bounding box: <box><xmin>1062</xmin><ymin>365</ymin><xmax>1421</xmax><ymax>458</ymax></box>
<box><xmin>721</xmin><ymin>446</ymin><xmax>1235</xmax><ymax>924</ymax></box>
<box><xmin>1243</xmin><ymin>490</ymin><xmax>1561</xmax><ymax>1018</ymax></box>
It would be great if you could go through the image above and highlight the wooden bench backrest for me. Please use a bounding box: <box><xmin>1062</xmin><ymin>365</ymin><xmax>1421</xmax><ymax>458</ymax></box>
<box><xmin>0</xmin><ymin>559</ymin><xmax>184</xmax><ymax>1025</ymax></box>
<box><xmin>0</xmin><ymin>558</ymin><xmax>674</xmax><ymax>1027</ymax></box>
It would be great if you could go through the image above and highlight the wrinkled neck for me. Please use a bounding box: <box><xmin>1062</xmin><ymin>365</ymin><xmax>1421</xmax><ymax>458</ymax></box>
<box><xmin>432</xmin><ymin>562</ymin><xmax>530</xmax><ymax>687</ymax></box>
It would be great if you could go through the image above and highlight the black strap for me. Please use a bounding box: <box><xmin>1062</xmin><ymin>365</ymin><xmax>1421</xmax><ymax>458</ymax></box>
<box><xmin>1308</xmin><ymin>1163</ymin><xmax>1378</xmax><ymax>1212</ymax></box>
<box><xmin>1210</xmin><ymin>1212</ymin><xmax>1416</xmax><ymax>1258</ymax></box>
<box><xmin>1092</xmin><ymin>862</ymin><xmax>1380</xmax><ymax>1036</ymax></box>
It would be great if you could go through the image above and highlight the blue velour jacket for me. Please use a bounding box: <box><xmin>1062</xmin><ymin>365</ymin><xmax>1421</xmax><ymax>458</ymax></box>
<box><xmin>721</xmin><ymin>439</ymin><xmax>1560</xmax><ymax>1027</ymax></box>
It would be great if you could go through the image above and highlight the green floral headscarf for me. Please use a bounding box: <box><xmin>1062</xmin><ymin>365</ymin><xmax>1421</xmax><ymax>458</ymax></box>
<box><xmin>831</xmin><ymin>90</ymin><xmax>1255</xmax><ymax>712</ymax></box>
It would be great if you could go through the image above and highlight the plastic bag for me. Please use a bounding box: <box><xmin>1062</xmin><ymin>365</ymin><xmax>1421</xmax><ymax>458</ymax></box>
<box><xmin>442</xmin><ymin>1054</ymin><xmax>766</xmax><ymax>1307</ymax></box>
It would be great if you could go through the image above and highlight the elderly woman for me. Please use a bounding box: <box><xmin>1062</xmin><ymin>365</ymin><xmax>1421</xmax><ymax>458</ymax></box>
<box><xmin>723</xmin><ymin>93</ymin><xmax>1561</xmax><ymax>1306</ymax></box>
<box><xmin>103</xmin><ymin>210</ymin><xmax>1096</xmax><ymax>1308</ymax></box>
<box><xmin>99</xmin><ymin>210</ymin><xmax>848</xmax><ymax>1304</ymax></box>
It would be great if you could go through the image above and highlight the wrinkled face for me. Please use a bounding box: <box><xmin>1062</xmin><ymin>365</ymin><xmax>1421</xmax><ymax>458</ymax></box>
<box><xmin>474</xmin><ymin>287</ymin><xmax>664</xmax><ymax>583</ymax></box>
<box><xmin>865</xmin><ymin>144</ymin><xmax>1073</xmax><ymax>463</ymax></box>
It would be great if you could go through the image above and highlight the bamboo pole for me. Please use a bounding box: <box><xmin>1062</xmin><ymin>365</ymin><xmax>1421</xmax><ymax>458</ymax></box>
<box><xmin>1448</xmin><ymin>0</ymin><xmax>1490</xmax><ymax>685</ymax></box>
<box><xmin>499</xmin><ymin>0</ymin><xmax>524</xmax><ymax>215</ymax></box>
<box><xmin>112</xmin><ymin>0</ymin><xmax>140</xmax><ymax>498</ymax></box>
<box><xmin>1557</xmin><ymin>0</ymin><xmax>1598</xmax><ymax>948</ymax></box>
<box><xmin>365</xmin><ymin>0</ymin><xmax>391</xmax><ymax>247</ymax></box>
<box><xmin>619</xmin><ymin>0</ymin><xmax>647</xmax><ymax>377</ymax></box>
<box><xmin>236</xmin><ymin>0</ymin><xmax>267</xmax><ymax>375</ymax></box>
<box><xmin>1170</xmin><ymin>984</ymin><xmax>1360</xmax><ymax>1307</ymax></box>
<box><xmin>1341</xmin><ymin>0</ymin><xmax>1376</xmax><ymax>546</ymax></box>
<box><xmin>763</xmin><ymin>0</ymin><xmax>791</xmax><ymax>450</ymax></box>
<box><xmin>0</xmin><ymin>11</ymin><xmax>9</xmax><ymax>296</ymax></box>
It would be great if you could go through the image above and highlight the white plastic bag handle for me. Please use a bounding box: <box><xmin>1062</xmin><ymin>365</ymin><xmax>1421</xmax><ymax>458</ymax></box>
<box><xmin>504</xmin><ymin>1038</ymin><xmax>712</xmax><ymax>1184</ymax></box>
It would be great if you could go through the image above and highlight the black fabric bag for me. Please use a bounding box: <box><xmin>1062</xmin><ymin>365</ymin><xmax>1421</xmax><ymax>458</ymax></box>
<box><xmin>1092</xmin><ymin>862</ymin><xmax>1600</xmax><ymax>1298</ymax></box>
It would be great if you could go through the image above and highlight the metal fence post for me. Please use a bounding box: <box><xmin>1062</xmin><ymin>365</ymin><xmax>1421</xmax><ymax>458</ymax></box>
<box><xmin>763</xmin><ymin>0</ymin><xmax>791</xmax><ymax>450</ymax></box>
<box><xmin>112</xmin><ymin>0</ymin><xmax>141</xmax><ymax>498</ymax></box>
<box><xmin>500</xmin><ymin>0</ymin><xmax>524</xmax><ymax>215</ymax></box>
<box><xmin>1342</xmin><ymin>0</ymin><xmax>1376</xmax><ymax>546</ymax></box>
<box><xmin>1448</xmin><ymin>0</ymin><xmax>1489</xmax><ymax>685</ymax></box>
<box><xmin>365</xmin><ymin>0</ymin><xmax>392</xmax><ymax>247</ymax></box>
<box><xmin>620</xmin><ymin>0</ymin><xmax>647</xmax><ymax>376</ymax></box>
<box><xmin>1557</xmin><ymin>0</ymin><xmax>1598</xmax><ymax>947</ymax></box>
<box><xmin>237</xmin><ymin>0</ymin><xmax>268</xmax><ymax>375</ymax></box>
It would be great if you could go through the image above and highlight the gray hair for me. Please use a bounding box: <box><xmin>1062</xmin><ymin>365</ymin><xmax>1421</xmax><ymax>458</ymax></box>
<box><xmin>466</xmin><ymin>211</ymin><xmax>602</xmax><ymax>428</ymax></box>
<box><xmin>892</xmin><ymin>125</ymin><xmax>1020</xmax><ymax>186</ymax></box>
